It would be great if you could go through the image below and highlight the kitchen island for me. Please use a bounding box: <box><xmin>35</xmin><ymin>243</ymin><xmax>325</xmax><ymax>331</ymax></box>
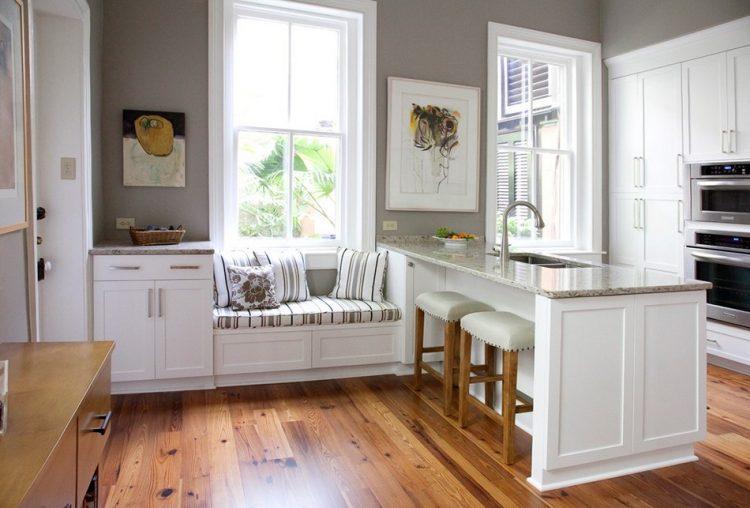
<box><xmin>378</xmin><ymin>237</ymin><xmax>711</xmax><ymax>491</ymax></box>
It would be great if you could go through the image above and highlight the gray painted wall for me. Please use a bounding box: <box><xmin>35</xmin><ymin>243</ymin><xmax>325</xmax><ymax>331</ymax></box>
<box><xmin>601</xmin><ymin>0</ymin><xmax>750</xmax><ymax>58</ymax></box>
<box><xmin>376</xmin><ymin>0</ymin><xmax>600</xmax><ymax>236</ymax></box>
<box><xmin>94</xmin><ymin>0</ymin><xmax>599</xmax><ymax>242</ymax></box>
<box><xmin>99</xmin><ymin>0</ymin><xmax>209</xmax><ymax>242</ymax></box>
<box><xmin>89</xmin><ymin>0</ymin><xmax>104</xmax><ymax>241</ymax></box>
<box><xmin>0</xmin><ymin>231</ymin><xmax>29</xmax><ymax>340</ymax></box>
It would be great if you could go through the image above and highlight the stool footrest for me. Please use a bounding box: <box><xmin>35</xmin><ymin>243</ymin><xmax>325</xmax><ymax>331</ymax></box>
<box><xmin>421</xmin><ymin>362</ymin><xmax>444</xmax><ymax>382</ymax></box>
<box><xmin>422</xmin><ymin>346</ymin><xmax>445</xmax><ymax>353</ymax></box>
<box><xmin>468</xmin><ymin>374</ymin><xmax>504</xmax><ymax>384</ymax></box>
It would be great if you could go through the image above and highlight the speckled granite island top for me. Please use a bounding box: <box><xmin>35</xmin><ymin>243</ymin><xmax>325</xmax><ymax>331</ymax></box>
<box><xmin>90</xmin><ymin>241</ymin><xmax>214</xmax><ymax>255</ymax></box>
<box><xmin>378</xmin><ymin>237</ymin><xmax>711</xmax><ymax>299</ymax></box>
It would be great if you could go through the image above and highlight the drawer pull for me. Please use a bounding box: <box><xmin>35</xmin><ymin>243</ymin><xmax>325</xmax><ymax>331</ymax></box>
<box><xmin>109</xmin><ymin>265</ymin><xmax>141</xmax><ymax>270</ymax></box>
<box><xmin>170</xmin><ymin>265</ymin><xmax>201</xmax><ymax>270</ymax></box>
<box><xmin>89</xmin><ymin>411</ymin><xmax>112</xmax><ymax>435</ymax></box>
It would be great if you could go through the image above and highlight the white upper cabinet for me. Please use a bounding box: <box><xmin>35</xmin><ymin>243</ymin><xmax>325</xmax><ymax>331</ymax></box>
<box><xmin>727</xmin><ymin>45</ymin><xmax>750</xmax><ymax>158</ymax></box>
<box><xmin>641</xmin><ymin>65</ymin><xmax>683</xmax><ymax>193</ymax></box>
<box><xmin>682</xmin><ymin>53</ymin><xmax>727</xmax><ymax>161</ymax></box>
<box><xmin>609</xmin><ymin>75</ymin><xmax>642</xmax><ymax>193</ymax></box>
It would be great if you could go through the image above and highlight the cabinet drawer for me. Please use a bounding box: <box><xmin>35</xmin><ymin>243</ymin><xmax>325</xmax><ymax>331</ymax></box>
<box><xmin>707</xmin><ymin>329</ymin><xmax>750</xmax><ymax>364</ymax></box>
<box><xmin>93</xmin><ymin>255</ymin><xmax>213</xmax><ymax>281</ymax></box>
<box><xmin>215</xmin><ymin>331</ymin><xmax>312</xmax><ymax>374</ymax></box>
<box><xmin>312</xmin><ymin>327</ymin><xmax>399</xmax><ymax>368</ymax></box>
<box><xmin>77</xmin><ymin>359</ymin><xmax>112</xmax><ymax>506</ymax></box>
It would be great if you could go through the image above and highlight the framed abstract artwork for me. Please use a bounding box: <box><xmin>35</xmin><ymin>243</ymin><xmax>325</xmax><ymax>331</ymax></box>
<box><xmin>0</xmin><ymin>0</ymin><xmax>30</xmax><ymax>235</ymax></box>
<box><xmin>123</xmin><ymin>109</ymin><xmax>186</xmax><ymax>187</ymax></box>
<box><xmin>386</xmin><ymin>77</ymin><xmax>480</xmax><ymax>212</ymax></box>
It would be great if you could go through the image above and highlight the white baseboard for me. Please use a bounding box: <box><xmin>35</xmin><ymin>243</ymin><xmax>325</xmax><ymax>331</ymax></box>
<box><xmin>528</xmin><ymin>444</ymin><xmax>697</xmax><ymax>492</ymax></box>
<box><xmin>708</xmin><ymin>354</ymin><xmax>750</xmax><ymax>376</ymax></box>
<box><xmin>215</xmin><ymin>362</ymin><xmax>411</xmax><ymax>387</ymax></box>
<box><xmin>111</xmin><ymin>363</ymin><xmax>412</xmax><ymax>394</ymax></box>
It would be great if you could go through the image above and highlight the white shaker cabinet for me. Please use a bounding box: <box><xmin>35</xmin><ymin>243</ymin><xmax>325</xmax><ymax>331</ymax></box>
<box><xmin>609</xmin><ymin>194</ymin><xmax>642</xmax><ymax>268</ymax></box>
<box><xmin>94</xmin><ymin>280</ymin><xmax>156</xmax><ymax>382</ymax></box>
<box><xmin>682</xmin><ymin>53</ymin><xmax>727</xmax><ymax>160</ymax></box>
<box><xmin>92</xmin><ymin>254</ymin><xmax>214</xmax><ymax>385</ymax></box>
<box><xmin>642</xmin><ymin>197</ymin><xmax>684</xmax><ymax>275</ymax></box>
<box><xmin>609</xmin><ymin>75</ymin><xmax>642</xmax><ymax>193</ymax></box>
<box><xmin>727</xmin><ymin>45</ymin><xmax>750</xmax><ymax>158</ymax></box>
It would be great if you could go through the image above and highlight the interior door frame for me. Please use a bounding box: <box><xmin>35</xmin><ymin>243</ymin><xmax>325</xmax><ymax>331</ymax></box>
<box><xmin>27</xmin><ymin>0</ymin><xmax>93</xmax><ymax>340</ymax></box>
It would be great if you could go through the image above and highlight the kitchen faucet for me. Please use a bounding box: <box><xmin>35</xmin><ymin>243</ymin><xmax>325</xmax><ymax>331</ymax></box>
<box><xmin>500</xmin><ymin>200</ymin><xmax>546</xmax><ymax>264</ymax></box>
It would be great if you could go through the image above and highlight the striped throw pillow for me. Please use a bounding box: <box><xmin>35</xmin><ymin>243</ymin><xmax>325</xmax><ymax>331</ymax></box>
<box><xmin>329</xmin><ymin>248</ymin><xmax>388</xmax><ymax>302</ymax></box>
<box><xmin>213</xmin><ymin>250</ymin><xmax>260</xmax><ymax>307</ymax></box>
<box><xmin>253</xmin><ymin>250</ymin><xmax>310</xmax><ymax>303</ymax></box>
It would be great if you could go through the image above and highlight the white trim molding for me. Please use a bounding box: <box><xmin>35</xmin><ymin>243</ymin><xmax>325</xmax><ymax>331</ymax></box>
<box><xmin>605</xmin><ymin>16</ymin><xmax>750</xmax><ymax>79</ymax></box>
<box><xmin>485</xmin><ymin>22</ymin><xmax>602</xmax><ymax>253</ymax></box>
<box><xmin>208</xmin><ymin>0</ymin><xmax>376</xmax><ymax>252</ymax></box>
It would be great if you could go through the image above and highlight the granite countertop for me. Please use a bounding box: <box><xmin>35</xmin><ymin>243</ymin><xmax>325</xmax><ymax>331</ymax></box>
<box><xmin>90</xmin><ymin>241</ymin><xmax>215</xmax><ymax>255</ymax></box>
<box><xmin>378</xmin><ymin>236</ymin><xmax>711</xmax><ymax>299</ymax></box>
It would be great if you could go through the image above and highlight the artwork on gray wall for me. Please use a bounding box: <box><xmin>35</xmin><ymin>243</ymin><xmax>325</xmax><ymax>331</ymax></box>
<box><xmin>123</xmin><ymin>109</ymin><xmax>185</xmax><ymax>187</ymax></box>
<box><xmin>0</xmin><ymin>0</ymin><xmax>30</xmax><ymax>235</ymax></box>
<box><xmin>386</xmin><ymin>77</ymin><xmax>480</xmax><ymax>212</ymax></box>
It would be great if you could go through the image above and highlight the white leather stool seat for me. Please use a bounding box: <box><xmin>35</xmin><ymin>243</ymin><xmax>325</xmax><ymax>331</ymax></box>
<box><xmin>460</xmin><ymin>311</ymin><xmax>535</xmax><ymax>351</ymax></box>
<box><xmin>415</xmin><ymin>291</ymin><xmax>493</xmax><ymax>322</ymax></box>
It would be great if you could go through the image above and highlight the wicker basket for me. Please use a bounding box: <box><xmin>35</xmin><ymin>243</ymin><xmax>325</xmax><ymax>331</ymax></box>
<box><xmin>129</xmin><ymin>227</ymin><xmax>186</xmax><ymax>246</ymax></box>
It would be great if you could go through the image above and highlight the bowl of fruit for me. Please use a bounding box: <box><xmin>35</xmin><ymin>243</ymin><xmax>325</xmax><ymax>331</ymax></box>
<box><xmin>433</xmin><ymin>228</ymin><xmax>476</xmax><ymax>250</ymax></box>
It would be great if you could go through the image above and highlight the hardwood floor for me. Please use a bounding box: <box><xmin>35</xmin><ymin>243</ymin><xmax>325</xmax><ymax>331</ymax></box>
<box><xmin>100</xmin><ymin>365</ymin><xmax>750</xmax><ymax>507</ymax></box>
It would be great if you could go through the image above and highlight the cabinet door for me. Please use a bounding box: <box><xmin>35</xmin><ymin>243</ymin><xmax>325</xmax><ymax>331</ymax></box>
<box><xmin>642</xmin><ymin>65</ymin><xmax>683</xmax><ymax>193</ymax></box>
<box><xmin>155</xmin><ymin>280</ymin><xmax>213</xmax><ymax>379</ymax></box>
<box><xmin>682</xmin><ymin>53</ymin><xmax>727</xmax><ymax>160</ymax></box>
<box><xmin>643</xmin><ymin>197</ymin><xmax>684</xmax><ymax>274</ymax></box>
<box><xmin>633</xmin><ymin>292</ymin><xmax>706</xmax><ymax>452</ymax></box>
<box><xmin>727</xmin><ymin>45</ymin><xmax>750</xmax><ymax>158</ymax></box>
<box><xmin>94</xmin><ymin>281</ymin><xmax>155</xmax><ymax>382</ymax></box>
<box><xmin>609</xmin><ymin>75</ymin><xmax>642</xmax><ymax>192</ymax></box>
<box><xmin>609</xmin><ymin>194</ymin><xmax>643</xmax><ymax>268</ymax></box>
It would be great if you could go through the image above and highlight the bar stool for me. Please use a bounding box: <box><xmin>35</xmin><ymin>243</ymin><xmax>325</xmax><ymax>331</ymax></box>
<box><xmin>413</xmin><ymin>291</ymin><xmax>493</xmax><ymax>415</ymax></box>
<box><xmin>458</xmin><ymin>311</ymin><xmax>535</xmax><ymax>464</ymax></box>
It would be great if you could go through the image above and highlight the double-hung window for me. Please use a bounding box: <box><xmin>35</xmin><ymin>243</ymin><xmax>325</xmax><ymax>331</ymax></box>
<box><xmin>487</xmin><ymin>24</ymin><xmax>601</xmax><ymax>252</ymax></box>
<box><xmin>215</xmin><ymin>0</ymin><xmax>376</xmax><ymax>250</ymax></box>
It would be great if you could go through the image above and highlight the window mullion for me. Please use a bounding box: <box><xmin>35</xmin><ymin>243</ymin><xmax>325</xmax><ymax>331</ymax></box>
<box><xmin>286</xmin><ymin>132</ymin><xmax>294</xmax><ymax>241</ymax></box>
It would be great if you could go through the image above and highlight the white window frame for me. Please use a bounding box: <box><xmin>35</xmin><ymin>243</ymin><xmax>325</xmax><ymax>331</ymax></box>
<box><xmin>486</xmin><ymin>22</ymin><xmax>602</xmax><ymax>254</ymax></box>
<box><xmin>209</xmin><ymin>0</ymin><xmax>376</xmax><ymax>252</ymax></box>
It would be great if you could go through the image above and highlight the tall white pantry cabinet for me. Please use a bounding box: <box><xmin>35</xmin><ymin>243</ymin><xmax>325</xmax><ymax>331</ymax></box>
<box><xmin>607</xmin><ymin>18</ymin><xmax>750</xmax><ymax>275</ymax></box>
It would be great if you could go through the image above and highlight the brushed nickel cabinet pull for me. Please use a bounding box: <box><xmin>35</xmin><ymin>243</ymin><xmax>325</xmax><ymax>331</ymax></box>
<box><xmin>89</xmin><ymin>411</ymin><xmax>112</xmax><ymax>435</ymax></box>
<box><xmin>158</xmin><ymin>288</ymin><xmax>163</xmax><ymax>317</ymax></box>
<box><xmin>109</xmin><ymin>265</ymin><xmax>140</xmax><ymax>270</ymax></box>
<box><xmin>147</xmin><ymin>288</ymin><xmax>153</xmax><ymax>318</ymax></box>
<box><xmin>170</xmin><ymin>265</ymin><xmax>201</xmax><ymax>270</ymax></box>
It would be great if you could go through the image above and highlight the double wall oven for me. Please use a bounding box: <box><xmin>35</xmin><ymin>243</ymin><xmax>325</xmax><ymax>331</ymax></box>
<box><xmin>685</xmin><ymin>162</ymin><xmax>750</xmax><ymax>327</ymax></box>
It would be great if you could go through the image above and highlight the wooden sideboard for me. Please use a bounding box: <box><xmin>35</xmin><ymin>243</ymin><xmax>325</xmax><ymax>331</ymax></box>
<box><xmin>0</xmin><ymin>342</ymin><xmax>114</xmax><ymax>508</ymax></box>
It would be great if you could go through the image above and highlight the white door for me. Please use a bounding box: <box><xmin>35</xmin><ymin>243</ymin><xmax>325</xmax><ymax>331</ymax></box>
<box><xmin>155</xmin><ymin>280</ymin><xmax>213</xmax><ymax>379</ymax></box>
<box><xmin>727</xmin><ymin>45</ymin><xmax>750</xmax><ymax>158</ymax></box>
<box><xmin>642</xmin><ymin>198</ymin><xmax>684</xmax><ymax>275</ymax></box>
<box><xmin>641</xmin><ymin>65</ymin><xmax>683</xmax><ymax>193</ymax></box>
<box><xmin>682</xmin><ymin>53</ymin><xmax>728</xmax><ymax>160</ymax></box>
<box><xmin>609</xmin><ymin>75</ymin><xmax>643</xmax><ymax>193</ymax></box>
<box><xmin>609</xmin><ymin>194</ymin><xmax>643</xmax><ymax>268</ymax></box>
<box><xmin>94</xmin><ymin>281</ymin><xmax>155</xmax><ymax>382</ymax></box>
<box><xmin>34</xmin><ymin>11</ymin><xmax>89</xmax><ymax>341</ymax></box>
<box><xmin>632</xmin><ymin>292</ymin><xmax>706</xmax><ymax>452</ymax></box>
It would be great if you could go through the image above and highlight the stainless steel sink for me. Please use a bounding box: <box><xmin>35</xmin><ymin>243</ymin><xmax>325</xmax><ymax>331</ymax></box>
<box><xmin>488</xmin><ymin>251</ymin><xmax>590</xmax><ymax>269</ymax></box>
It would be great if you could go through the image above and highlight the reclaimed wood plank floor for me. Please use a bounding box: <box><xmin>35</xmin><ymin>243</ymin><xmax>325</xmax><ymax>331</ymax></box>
<box><xmin>100</xmin><ymin>365</ymin><xmax>750</xmax><ymax>507</ymax></box>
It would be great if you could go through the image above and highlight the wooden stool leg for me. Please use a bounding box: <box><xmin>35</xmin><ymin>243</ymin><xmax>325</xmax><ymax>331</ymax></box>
<box><xmin>443</xmin><ymin>321</ymin><xmax>458</xmax><ymax>415</ymax></box>
<box><xmin>502</xmin><ymin>350</ymin><xmax>519</xmax><ymax>464</ymax></box>
<box><xmin>484</xmin><ymin>343</ymin><xmax>496</xmax><ymax>408</ymax></box>
<box><xmin>458</xmin><ymin>330</ymin><xmax>472</xmax><ymax>428</ymax></box>
<box><xmin>413</xmin><ymin>307</ymin><xmax>425</xmax><ymax>390</ymax></box>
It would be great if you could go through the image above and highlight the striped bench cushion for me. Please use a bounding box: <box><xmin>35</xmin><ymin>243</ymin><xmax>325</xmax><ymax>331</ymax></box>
<box><xmin>213</xmin><ymin>296</ymin><xmax>401</xmax><ymax>330</ymax></box>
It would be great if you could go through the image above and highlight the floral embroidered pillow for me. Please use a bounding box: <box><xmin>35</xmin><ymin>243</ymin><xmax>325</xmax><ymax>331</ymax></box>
<box><xmin>227</xmin><ymin>264</ymin><xmax>279</xmax><ymax>310</ymax></box>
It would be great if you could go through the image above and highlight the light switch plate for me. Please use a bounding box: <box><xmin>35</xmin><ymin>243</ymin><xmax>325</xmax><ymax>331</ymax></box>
<box><xmin>61</xmin><ymin>157</ymin><xmax>76</xmax><ymax>180</ymax></box>
<box><xmin>116</xmin><ymin>217</ymin><xmax>136</xmax><ymax>230</ymax></box>
<box><xmin>383</xmin><ymin>220</ymin><xmax>398</xmax><ymax>231</ymax></box>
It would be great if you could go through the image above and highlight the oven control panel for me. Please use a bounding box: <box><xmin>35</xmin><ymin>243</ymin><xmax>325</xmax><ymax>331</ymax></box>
<box><xmin>700</xmin><ymin>163</ymin><xmax>750</xmax><ymax>176</ymax></box>
<box><xmin>696</xmin><ymin>232</ymin><xmax>750</xmax><ymax>251</ymax></box>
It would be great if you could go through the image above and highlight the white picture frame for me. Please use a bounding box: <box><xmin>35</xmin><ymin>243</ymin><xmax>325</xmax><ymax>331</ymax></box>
<box><xmin>386</xmin><ymin>77</ymin><xmax>480</xmax><ymax>212</ymax></box>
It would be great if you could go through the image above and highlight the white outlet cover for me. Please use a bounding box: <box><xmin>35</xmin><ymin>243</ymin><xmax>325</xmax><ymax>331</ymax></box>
<box><xmin>115</xmin><ymin>217</ymin><xmax>136</xmax><ymax>230</ymax></box>
<box><xmin>383</xmin><ymin>220</ymin><xmax>398</xmax><ymax>231</ymax></box>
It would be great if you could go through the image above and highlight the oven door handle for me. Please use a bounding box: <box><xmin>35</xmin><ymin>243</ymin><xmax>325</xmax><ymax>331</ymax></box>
<box><xmin>695</xmin><ymin>180</ymin><xmax>750</xmax><ymax>190</ymax></box>
<box><xmin>688</xmin><ymin>249</ymin><xmax>750</xmax><ymax>268</ymax></box>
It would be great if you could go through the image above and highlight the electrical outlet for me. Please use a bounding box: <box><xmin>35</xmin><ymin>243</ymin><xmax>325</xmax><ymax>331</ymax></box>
<box><xmin>61</xmin><ymin>157</ymin><xmax>76</xmax><ymax>180</ymax></box>
<box><xmin>116</xmin><ymin>217</ymin><xmax>136</xmax><ymax>230</ymax></box>
<box><xmin>383</xmin><ymin>220</ymin><xmax>398</xmax><ymax>231</ymax></box>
